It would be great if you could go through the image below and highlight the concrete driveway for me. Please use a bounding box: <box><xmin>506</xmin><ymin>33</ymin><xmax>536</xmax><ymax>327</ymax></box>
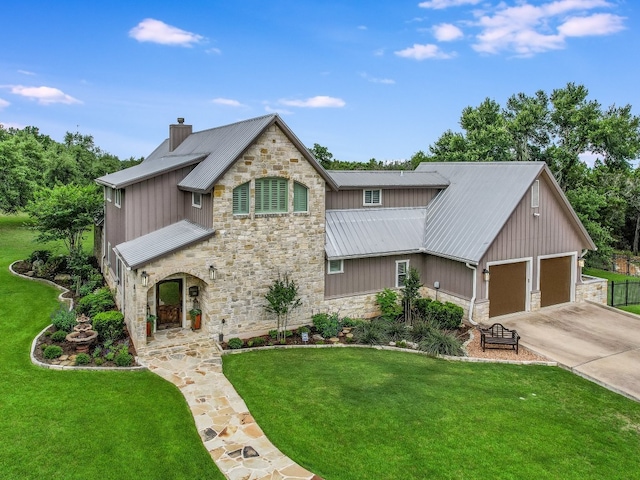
<box><xmin>496</xmin><ymin>302</ymin><xmax>640</xmax><ymax>402</ymax></box>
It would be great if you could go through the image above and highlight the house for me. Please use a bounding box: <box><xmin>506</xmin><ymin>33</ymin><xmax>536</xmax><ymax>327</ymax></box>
<box><xmin>95</xmin><ymin>114</ymin><xmax>606</xmax><ymax>350</ymax></box>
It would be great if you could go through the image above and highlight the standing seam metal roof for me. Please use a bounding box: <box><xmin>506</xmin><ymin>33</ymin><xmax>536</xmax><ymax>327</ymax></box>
<box><xmin>327</xmin><ymin>170</ymin><xmax>449</xmax><ymax>189</ymax></box>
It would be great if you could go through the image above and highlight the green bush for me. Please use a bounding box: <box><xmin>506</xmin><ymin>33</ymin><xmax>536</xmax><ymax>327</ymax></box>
<box><xmin>297</xmin><ymin>326</ymin><xmax>310</xmax><ymax>335</ymax></box>
<box><xmin>115</xmin><ymin>351</ymin><xmax>133</xmax><ymax>367</ymax></box>
<box><xmin>383</xmin><ymin>320</ymin><xmax>409</xmax><ymax>341</ymax></box>
<box><xmin>51</xmin><ymin>330</ymin><xmax>68</xmax><ymax>342</ymax></box>
<box><xmin>247</xmin><ymin>337</ymin><xmax>265</xmax><ymax>347</ymax></box>
<box><xmin>28</xmin><ymin>249</ymin><xmax>51</xmax><ymax>264</ymax></box>
<box><xmin>76</xmin><ymin>287</ymin><xmax>115</xmax><ymax>317</ymax></box>
<box><xmin>228</xmin><ymin>338</ymin><xmax>244</xmax><ymax>349</ymax></box>
<box><xmin>92</xmin><ymin>311</ymin><xmax>125</xmax><ymax>342</ymax></box>
<box><xmin>419</xmin><ymin>329</ymin><xmax>464</xmax><ymax>356</ymax></box>
<box><xmin>354</xmin><ymin>320</ymin><xmax>388</xmax><ymax>345</ymax></box>
<box><xmin>105</xmin><ymin>352</ymin><xmax>115</xmax><ymax>361</ymax></box>
<box><xmin>43</xmin><ymin>345</ymin><xmax>63</xmax><ymax>359</ymax></box>
<box><xmin>50</xmin><ymin>305</ymin><xmax>77</xmax><ymax>332</ymax></box>
<box><xmin>375</xmin><ymin>289</ymin><xmax>402</xmax><ymax>320</ymax></box>
<box><xmin>410</xmin><ymin>320</ymin><xmax>436</xmax><ymax>342</ymax></box>
<box><xmin>415</xmin><ymin>298</ymin><xmax>463</xmax><ymax>330</ymax></box>
<box><xmin>312</xmin><ymin>312</ymin><xmax>342</xmax><ymax>338</ymax></box>
<box><xmin>78</xmin><ymin>272</ymin><xmax>104</xmax><ymax>297</ymax></box>
<box><xmin>268</xmin><ymin>329</ymin><xmax>278</xmax><ymax>339</ymax></box>
<box><xmin>75</xmin><ymin>353</ymin><xmax>91</xmax><ymax>365</ymax></box>
<box><xmin>92</xmin><ymin>346</ymin><xmax>102</xmax><ymax>358</ymax></box>
<box><xmin>94</xmin><ymin>357</ymin><xmax>104</xmax><ymax>366</ymax></box>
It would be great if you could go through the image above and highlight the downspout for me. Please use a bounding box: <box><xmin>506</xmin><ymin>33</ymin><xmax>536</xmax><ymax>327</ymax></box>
<box><xmin>465</xmin><ymin>262</ymin><xmax>479</xmax><ymax>326</ymax></box>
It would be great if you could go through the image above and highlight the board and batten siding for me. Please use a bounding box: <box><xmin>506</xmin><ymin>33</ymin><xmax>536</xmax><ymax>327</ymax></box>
<box><xmin>124</xmin><ymin>166</ymin><xmax>194</xmax><ymax>241</ymax></box>
<box><xmin>325</xmin><ymin>254</ymin><xmax>426</xmax><ymax>298</ymax></box>
<box><xmin>424</xmin><ymin>255</ymin><xmax>473</xmax><ymax>300</ymax></box>
<box><xmin>104</xmin><ymin>189</ymin><xmax>126</xmax><ymax>274</ymax></box>
<box><xmin>185</xmin><ymin>192</ymin><xmax>213</xmax><ymax>228</ymax></box>
<box><xmin>479</xmin><ymin>171</ymin><xmax>586</xmax><ymax>299</ymax></box>
<box><xmin>325</xmin><ymin>188</ymin><xmax>440</xmax><ymax>210</ymax></box>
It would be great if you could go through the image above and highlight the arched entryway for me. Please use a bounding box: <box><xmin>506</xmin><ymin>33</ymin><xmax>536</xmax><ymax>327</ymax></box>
<box><xmin>156</xmin><ymin>279</ymin><xmax>183</xmax><ymax>330</ymax></box>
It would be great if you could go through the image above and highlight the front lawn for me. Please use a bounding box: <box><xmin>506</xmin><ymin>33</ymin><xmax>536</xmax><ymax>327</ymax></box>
<box><xmin>224</xmin><ymin>348</ymin><xmax>640</xmax><ymax>480</ymax></box>
<box><xmin>0</xmin><ymin>215</ymin><xmax>224</xmax><ymax>479</ymax></box>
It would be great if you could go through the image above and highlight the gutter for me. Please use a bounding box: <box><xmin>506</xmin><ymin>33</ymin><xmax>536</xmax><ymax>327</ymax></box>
<box><xmin>465</xmin><ymin>263</ymin><xmax>479</xmax><ymax>326</ymax></box>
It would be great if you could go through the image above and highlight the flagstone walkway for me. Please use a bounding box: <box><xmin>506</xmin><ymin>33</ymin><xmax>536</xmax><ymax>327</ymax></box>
<box><xmin>137</xmin><ymin>328</ymin><xmax>319</xmax><ymax>480</ymax></box>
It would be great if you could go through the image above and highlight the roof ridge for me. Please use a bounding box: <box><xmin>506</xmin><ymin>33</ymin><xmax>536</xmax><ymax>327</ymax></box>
<box><xmin>192</xmin><ymin>113</ymin><xmax>278</xmax><ymax>135</ymax></box>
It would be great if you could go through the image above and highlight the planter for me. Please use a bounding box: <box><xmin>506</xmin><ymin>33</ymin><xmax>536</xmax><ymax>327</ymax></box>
<box><xmin>146</xmin><ymin>322</ymin><xmax>152</xmax><ymax>336</ymax></box>
<box><xmin>192</xmin><ymin>314</ymin><xmax>201</xmax><ymax>330</ymax></box>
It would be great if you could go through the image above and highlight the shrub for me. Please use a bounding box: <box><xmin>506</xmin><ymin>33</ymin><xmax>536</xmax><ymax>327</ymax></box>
<box><xmin>51</xmin><ymin>330</ymin><xmax>68</xmax><ymax>342</ymax></box>
<box><xmin>341</xmin><ymin>317</ymin><xmax>361</xmax><ymax>328</ymax></box>
<box><xmin>92</xmin><ymin>346</ymin><xmax>102</xmax><ymax>358</ymax></box>
<box><xmin>115</xmin><ymin>351</ymin><xmax>133</xmax><ymax>367</ymax></box>
<box><xmin>410</xmin><ymin>320</ymin><xmax>436</xmax><ymax>342</ymax></box>
<box><xmin>94</xmin><ymin>358</ymin><xmax>104</xmax><ymax>366</ymax></box>
<box><xmin>228</xmin><ymin>337</ymin><xmax>244</xmax><ymax>349</ymax></box>
<box><xmin>415</xmin><ymin>299</ymin><xmax>463</xmax><ymax>330</ymax></box>
<box><xmin>247</xmin><ymin>337</ymin><xmax>265</xmax><ymax>347</ymax></box>
<box><xmin>105</xmin><ymin>352</ymin><xmax>115</xmax><ymax>362</ymax></box>
<box><xmin>76</xmin><ymin>287</ymin><xmax>115</xmax><ymax>317</ymax></box>
<box><xmin>418</xmin><ymin>329</ymin><xmax>464</xmax><ymax>356</ymax></box>
<box><xmin>396</xmin><ymin>340</ymin><xmax>409</xmax><ymax>349</ymax></box>
<box><xmin>384</xmin><ymin>320</ymin><xmax>409</xmax><ymax>341</ymax></box>
<box><xmin>312</xmin><ymin>312</ymin><xmax>342</xmax><ymax>338</ymax></box>
<box><xmin>28</xmin><ymin>249</ymin><xmax>51</xmax><ymax>264</ymax></box>
<box><xmin>354</xmin><ymin>321</ymin><xmax>388</xmax><ymax>345</ymax></box>
<box><xmin>75</xmin><ymin>353</ymin><xmax>91</xmax><ymax>365</ymax></box>
<box><xmin>92</xmin><ymin>311</ymin><xmax>125</xmax><ymax>342</ymax></box>
<box><xmin>268</xmin><ymin>329</ymin><xmax>278</xmax><ymax>339</ymax></box>
<box><xmin>297</xmin><ymin>326</ymin><xmax>311</xmax><ymax>335</ymax></box>
<box><xmin>78</xmin><ymin>271</ymin><xmax>104</xmax><ymax>297</ymax></box>
<box><xmin>375</xmin><ymin>289</ymin><xmax>402</xmax><ymax>320</ymax></box>
<box><xmin>50</xmin><ymin>305</ymin><xmax>77</xmax><ymax>332</ymax></box>
<box><xmin>43</xmin><ymin>345</ymin><xmax>63</xmax><ymax>359</ymax></box>
<box><xmin>39</xmin><ymin>255</ymin><xmax>67</xmax><ymax>278</ymax></box>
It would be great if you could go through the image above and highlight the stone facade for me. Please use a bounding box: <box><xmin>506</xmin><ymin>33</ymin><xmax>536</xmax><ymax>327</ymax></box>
<box><xmin>576</xmin><ymin>275</ymin><xmax>608</xmax><ymax>305</ymax></box>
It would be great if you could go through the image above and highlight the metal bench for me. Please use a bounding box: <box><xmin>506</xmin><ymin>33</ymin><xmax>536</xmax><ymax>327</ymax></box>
<box><xmin>479</xmin><ymin>323</ymin><xmax>520</xmax><ymax>354</ymax></box>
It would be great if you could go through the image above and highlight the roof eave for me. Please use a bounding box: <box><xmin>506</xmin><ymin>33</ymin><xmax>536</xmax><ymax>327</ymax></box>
<box><xmin>325</xmin><ymin>249</ymin><xmax>425</xmax><ymax>261</ymax></box>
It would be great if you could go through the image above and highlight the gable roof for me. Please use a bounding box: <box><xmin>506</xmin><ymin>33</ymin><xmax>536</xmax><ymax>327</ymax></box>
<box><xmin>415</xmin><ymin>161</ymin><xmax>595</xmax><ymax>264</ymax></box>
<box><xmin>114</xmin><ymin>220</ymin><xmax>215</xmax><ymax>270</ymax></box>
<box><xmin>97</xmin><ymin>114</ymin><xmax>337</xmax><ymax>193</ymax></box>
<box><xmin>327</xmin><ymin>170</ymin><xmax>449</xmax><ymax>189</ymax></box>
<box><xmin>326</xmin><ymin>207</ymin><xmax>427</xmax><ymax>259</ymax></box>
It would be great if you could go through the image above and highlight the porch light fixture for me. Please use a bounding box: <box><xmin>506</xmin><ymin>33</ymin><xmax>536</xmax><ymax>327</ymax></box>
<box><xmin>209</xmin><ymin>265</ymin><xmax>216</xmax><ymax>281</ymax></box>
<box><xmin>578</xmin><ymin>258</ymin><xmax>585</xmax><ymax>268</ymax></box>
<box><xmin>482</xmin><ymin>268</ymin><xmax>490</xmax><ymax>282</ymax></box>
<box><xmin>141</xmin><ymin>271</ymin><xmax>149</xmax><ymax>287</ymax></box>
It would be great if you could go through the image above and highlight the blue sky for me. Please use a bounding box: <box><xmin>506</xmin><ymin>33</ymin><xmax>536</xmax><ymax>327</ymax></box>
<box><xmin>1</xmin><ymin>0</ymin><xmax>638</xmax><ymax>163</ymax></box>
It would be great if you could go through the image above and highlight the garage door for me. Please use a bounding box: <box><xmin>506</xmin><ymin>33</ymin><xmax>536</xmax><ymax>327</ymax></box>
<box><xmin>489</xmin><ymin>262</ymin><xmax>527</xmax><ymax>318</ymax></box>
<box><xmin>540</xmin><ymin>256</ymin><xmax>572</xmax><ymax>308</ymax></box>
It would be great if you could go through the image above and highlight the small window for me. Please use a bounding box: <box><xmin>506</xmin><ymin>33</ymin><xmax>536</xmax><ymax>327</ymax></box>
<box><xmin>106</xmin><ymin>187</ymin><xmax>112</xmax><ymax>202</ymax></box>
<box><xmin>192</xmin><ymin>192</ymin><xmax>202</xmax><ymax>208</ymax></box>
<box><xmin>233</xmin><ymin>182</ymin><xmax>250</xmax><ymax>215</ymax></box>
<box><xmin>396</xmin><ymin>260</ymin><xmax>409</xmax><ymax>287</ymax></box>
<box><xmin>531</xmin><ymin>180</ymin><xmax>539</xmax><ymax>208</ymax></box>
<box><xmin>256</xmin><ymin>177</ymin><xmax>288</xmax><ymax>213</ymax></box>
<box><xmin>328</xmin><ymin>259</ymin><xmax>343</xmax><ymax>274</ymax></box>
<box><xmin>115</xmin><ymin>257</ymin><xmax>122</xmax><ymax>284</ymax></box>
<box><xmin>114</xmin><ymin>189</ymin><xmax>122</xmax><ymax>208</ymax></box>
<box><xmin>107</xmin><ymin>242</ymin><xmax>111</xmax><ymax>266</ymax></box>
<box><xmin>294</xmin><ymin>182</ymin><xmax>308</xmax><ymax>212</ymax></box>
<box><xmin>363</xmin><ymin>189</ymin><xmax>382</xmax><ymax>206</ymax></box>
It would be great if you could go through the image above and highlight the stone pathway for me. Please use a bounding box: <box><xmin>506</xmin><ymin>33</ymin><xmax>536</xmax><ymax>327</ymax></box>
<box><xmin>138</xmin><ymin>328</ymin><xmax>319</xmax><ymax>480</ymax></box>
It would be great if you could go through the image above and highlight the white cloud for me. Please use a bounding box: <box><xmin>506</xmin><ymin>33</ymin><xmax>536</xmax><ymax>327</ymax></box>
<box><xmin>470</xmin><ymin>0</ymin><xmax>624</xmax><ymax>56</ymax></box>
<box><xmin>0</xmin><ymin>98</ymin><xmax>9</xmax><ymax>109</ymax></box>
<box><xmin>206</xmin><ymin>47</ymin><xmax>222</xmax><ymax>55</ymax></box>
<box><xmin>360</xmin><ymin>72</ymin><xmax>395</xmax><ymax>84</ymax></box>
<box><xmin>211</xmin><ymin>97</ymin><xmax>245</xmax><ymax>107</ymax></box>
<box><xmin>433</xmin><ymin>23</ymin><xmax>464</xmax><ymax>41</ymax></box>
<box><xmin>129</xmin><ymin>18</ymin><xmax>204</xmax><ymax>47</ymax></box>
<box><xmin>394</xmin><ymin>43</ymin><xmax>455</xmax><ymax>60</ymax></box>
<box><xmin>559</xmin><ymin>13</ymin><xmax>625</xmax><ymax>37</ymax></box>
<box><xmin>279</xmin><ymin>96</ymin><xmax>346</xmax><ymax>108</ymax></box>
<box><xmin>10</xmin><ymin>85</ymin><xmax>81</xmax><ymax>105</ymax></box>
<box><xmin>18</xmin><ymin>70</ymin><xmax>35</xmax><ymax>76</ymax></box>
<box><xmin>419</xmin><ymin>0</ymin><xmax>481</xmax><ymax>9</ymax></box>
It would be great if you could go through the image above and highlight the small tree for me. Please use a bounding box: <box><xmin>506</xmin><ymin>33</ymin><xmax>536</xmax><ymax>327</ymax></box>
<box><xmin>264</xmin><ymin>274</ymin><xmax>302</xmax><ymax>341</ymax></box>
<box><xmin>402</xmin><ymin>267</ymin><xmax>422</xmax><ymax>325</ymax></box>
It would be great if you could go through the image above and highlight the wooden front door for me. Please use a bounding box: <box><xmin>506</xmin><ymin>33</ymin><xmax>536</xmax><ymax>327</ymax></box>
<box><xmin>156</xmin><ymin>279</ymin><xmax>183</xmax><ymax>329</ymax></box>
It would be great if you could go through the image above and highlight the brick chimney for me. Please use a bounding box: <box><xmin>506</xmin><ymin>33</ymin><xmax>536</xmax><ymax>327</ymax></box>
<box><xmin>169</xmin><ymin>117</ymin><xmax>192</xmax><ymax>152</ymax></box>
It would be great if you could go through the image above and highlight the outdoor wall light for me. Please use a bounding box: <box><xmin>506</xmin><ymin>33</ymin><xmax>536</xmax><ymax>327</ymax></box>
<box><xmin>482</xmin><ymin>268</ymin><xmax>490</xmax><ymax>282</ymax></box>
<box><xmin>578</xmin><ymin>258</ymin><xmax>585</xmax><ymax>268</ymax></box>
<box><xmin>209</xmin><ymin>265</ymin><xmax>216</xmax><ymax>281</ymax></box>
<box><xmin>141</xmin><ymin>271</ymin><xmax>149</xmax><ymax>287</ymax></box>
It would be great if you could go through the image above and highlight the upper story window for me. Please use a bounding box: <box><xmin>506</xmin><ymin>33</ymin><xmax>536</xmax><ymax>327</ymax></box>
<box><xmin>328</xmin><ymin>259</ymin><xmax>343</xmax><ymax>274</ymax></box>
<box><xmin>531</xmin><ymin>180</ymin><xmax>540</xmax><ymax>208</ymax></box>
<box><xmin>255</xmin><ymin>177</ymin><xmax>287</xmax><ymax>213</ymax></box>
<box><xmin>233</xmin><ymin>182</ymin><xmax>250</xmax><ymax>215</ymax></box>
<box><xmin>105</xmin><ymin>187</ymin><xmax>112</xmax><ymax>202</ymax></box>
<box><xmin>293</xmin><ymin>182</ymin><xmax>308</xmax><ymax>212</ymax></box>
<box><xmin>396</xmin><ymin>260</ymin><xmax>409</xmax><ymax>288</ymax></box>
<box><xmin>192</xmin><ymin>192</ymin><xmax>202</xmax><ymax>208</ymax></box>
<box><xmin>363</xmin><ymin>189</ymin><xmax>382</xmax><ymax>206</ymax></box>
<box><xmin>114</xmin><ymin>189</ymin><xmax>122</xmax><ymax>208</ymax></box>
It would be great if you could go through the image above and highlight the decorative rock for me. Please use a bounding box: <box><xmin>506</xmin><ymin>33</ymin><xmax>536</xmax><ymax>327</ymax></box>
<box><xmin>243</xmin><ymin>446</ymin><xmax>259</xmax><ymax>458</ymax></box>
<box><xmin>59</xmin><ymin>355</ymin><xmax>69</xmax><ymax>361</ymax></box>
<box><xmin>227</xmin><ymin>449</ymin><xmax>242</xmax><ymax>458</ymax></box>
<box><xmin>54</xmin><ymin>273</ymin><xmax>72</xmax><ymax>283</ymax></box>
<box><xmin>342</xmin><ymin>328</ymin><xmax>352</xmax><ymax>334</ymax></box>
<box><xmin>346</xmin><ymin>333</ymin><xmax>354</xmax><ymax>339</ymax></box>
<box><xmin>389</xmin><ymin>341</ymin><xmax>396</xmax><ymax>347</ymax></box>
<box><xmin>312</xmin><ymin>334</ymin><xmax>324</xmax><ymax>341</ymax></box>
<box><xmin>201</xmin><ymin>427</ymin><xmax>218</xmax><ymax>441</ymax></box>
<box><xmin>329</xmin><ymin>337</ymin><xmax>339</xmax><ymax>344</ymax></box>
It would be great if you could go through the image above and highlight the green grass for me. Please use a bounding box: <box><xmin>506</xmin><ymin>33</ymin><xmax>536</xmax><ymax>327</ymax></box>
<box><xmin>585</xmin><ymin>268</ymin><xmax>640</xmax><ymax>309</ymax></box>
<box><xmin>0</xmin><ymin>214</ymin><xmax>224</xmax><ymax>479</ymax></box>
<box><xmin>583</xmin><ymin>267</ymin><xmax>638</xmax><ymax>282</ymax></box>
<box><xmin>224</xmin><ymin>348</ymin><xmax>640</xmax><ymax>480</ymax></box>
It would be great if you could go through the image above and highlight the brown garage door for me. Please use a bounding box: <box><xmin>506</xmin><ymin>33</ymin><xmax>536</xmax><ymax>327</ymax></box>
<box><xmin>489</xmin><ymin>262</ymin><xmax>527</xmax><ymax>318</ymax></box>
<box><xmin>540</xmin><ymin>256</ymin><xmax>572</xmax><ymax>308</ymax></box>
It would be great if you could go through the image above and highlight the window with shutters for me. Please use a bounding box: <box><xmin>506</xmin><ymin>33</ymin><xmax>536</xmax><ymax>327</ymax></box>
<box><xmin>233</xmin><ymin>182</ymin><xmax>250</xmax><ymax>215</ymax></box>
<box><xmin>531</xmin><ymin>180</ymin><xmax>540</xmax><ymax>208</ymax></box>
<box><xmin>255</xmin><ymin>177</ymin><xmax>288</xmax><ymax>213</ymax></box>
<box><xmin>396</xmin><ymin>260</ymin><xmax>409</xmax><ymax>287</ymax></box>
<box><xmin>293</xmin><ymin>182</ymin><xmax>308</xmax><ymax>212</ymax></box>
<box><xmin>363</xmin><ymin>189</ymin><xmax>382</xmax><ymax>206</ymax></box>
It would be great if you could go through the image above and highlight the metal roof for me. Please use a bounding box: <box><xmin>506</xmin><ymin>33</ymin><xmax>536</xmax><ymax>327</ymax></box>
<box><xmin>417</xmin><ymin>162</ymin><xmax>546</xmax><ymax>264</ymax></box>
<box><xmin>328</xmin><ymin>170</ymin><xmax>449</xmax><ymax>189</ymax></box>
<box><xmin>326</xmin><ymin>207</ymin><xmax>427</xmax><ymax>259</ymax></box>
<box><xmin>95</xmin><ymin>153</ymin><xmax>205</xmax><ymax>189</ymax></box>
<box><xmin>114</xmin><ymin>220</ymin><xmax>215</xmax><ymax>269</ymax></box>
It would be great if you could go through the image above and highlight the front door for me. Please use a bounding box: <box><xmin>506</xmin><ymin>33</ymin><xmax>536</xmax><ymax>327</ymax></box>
<box><xmin>156</xmin><ymin>279</ymin><xmax>183</xmax><ymax>330</ymax></box>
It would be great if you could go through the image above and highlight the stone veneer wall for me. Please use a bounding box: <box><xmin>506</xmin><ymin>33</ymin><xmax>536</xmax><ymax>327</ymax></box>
<box><xmin>576</xmin><ymin>275</ymin><xmax>607</xmax><ymax>304</ymax></box>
